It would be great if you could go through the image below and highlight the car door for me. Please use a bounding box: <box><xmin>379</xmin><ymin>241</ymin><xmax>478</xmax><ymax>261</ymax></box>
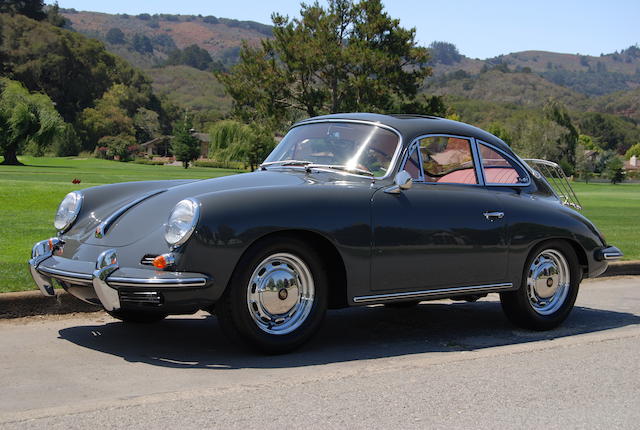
<box><xmin>370</xmin><ymin>135</ymin><xmax>509</xmax><ymax>292</ymax></box>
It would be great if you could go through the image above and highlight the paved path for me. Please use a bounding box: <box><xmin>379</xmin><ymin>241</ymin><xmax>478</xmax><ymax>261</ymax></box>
<box><xmin>1</xmin><ymin>276</ymin><xmax>639</xmax><ymax>429</ymax></box>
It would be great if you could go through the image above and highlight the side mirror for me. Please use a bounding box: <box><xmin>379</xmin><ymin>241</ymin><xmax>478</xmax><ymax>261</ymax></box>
<box><xmin>385</xmin><ymin>170</ymin><xmax>413</xmax><ymax>194</ymax></box>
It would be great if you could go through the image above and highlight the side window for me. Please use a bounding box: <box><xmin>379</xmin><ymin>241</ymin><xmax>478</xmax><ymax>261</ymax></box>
<box><xmin>403</xmin><ymin>146</ymin><xmax>421</xmax><ymax>179</ymax></box>
<box><xmin>478</xmin><ymin>143</ymin><xmax>528</xmax><ymax>185</ymax></box>
<box><xmin>418</xmin><ymin>136</ymin><xmax>477</xmax><ymax>184</ymax></box>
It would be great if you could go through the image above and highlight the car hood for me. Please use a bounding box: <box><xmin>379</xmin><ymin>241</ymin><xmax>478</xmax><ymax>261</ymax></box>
<box><xmin>72</xmin><ymin>169</ymin><xmax>373</xmax><ymax>247</ymax></box>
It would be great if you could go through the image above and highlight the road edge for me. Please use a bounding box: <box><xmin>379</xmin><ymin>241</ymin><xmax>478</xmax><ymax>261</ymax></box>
<box><xmin>2</xmin><ymin>261</ymin><xmax>638</xmax><ymax>319</ymax></box>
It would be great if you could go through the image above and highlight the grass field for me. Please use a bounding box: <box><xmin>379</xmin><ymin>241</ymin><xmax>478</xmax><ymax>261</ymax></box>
<box><xmin>0</xmin><ymin>157</ymin><xmax>243</xmax><ymax>293</ymax></box>
<box><xmin>0</xmin><ymin>157</ymin><xmax>638</xmax><ymax>293</ymax></box>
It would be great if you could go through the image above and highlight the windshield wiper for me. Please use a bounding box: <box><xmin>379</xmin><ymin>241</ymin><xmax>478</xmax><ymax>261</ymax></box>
<box><xmin>260</xmin><ymin>160</ymin><xmax>312</xmax><ymax>169</ymax></box>
<box><xmin>305</xmin><ymin>164</ymin><xmax>374</xmax><ymax>177</ymax></box>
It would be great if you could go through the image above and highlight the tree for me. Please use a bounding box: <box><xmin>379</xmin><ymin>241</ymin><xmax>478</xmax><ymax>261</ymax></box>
<box><xmin>208</xmin><ymin>120</ymin><xmax>276</xmax><ymax>171</ymax></box>
<box><xmin>574</xmin><ymin>146</ymin><xmax>594</xmax><ymax>183</ymax></box>
<box><xmin>76</xmin><ymin>84</ymin><xmax>137</xmax><ymax>150</ymax></box>
<box><xmin>165</xmin><ymin>44</ymin><xmax>213</xmax><ymax>70</ymax></box>
<box><xmin>0</xmin><ymin>0</ymin><xmax>46</xmax><ymax>21</ymax></box>
<box><xmin>0</xmin><ymin>14</ymin><xmax>164</xmax><ymax>126</ymax></box>
<box><xmin>132</xmin><ymin>34</ymin><xmax>153</xmax><ymax>54</ymax></box>
<box><xmin>172</xmin><ymin>116</ymin><xmax>200</xmax><ymax>168</ymax></box>
<box><xmin>0</xmin><ymin>78</ymin><xmax>65</xmax><ymax>165</ymax></box>
<box><xmin>218</xmin><ymin>0</ymin><xmax>434</xmax><ymax>131</ymax></box>
<box><xmin>45</xmin><ymin>2</ymin><xmax>67</xmax><ymax>27</ymax></box>
<box><xmin>544</xmin><ymin>100</ymin><xmax>578</xmax><ymax>168</ymax></box>
<box><xmin>429</xmin><ymin>41</ymin><xmax>462</xmax><ymax>65</ymax></box>
<box><xmin>605</xmin><ymin>157</ymin><xmax>625</xmax><ymax>184</ymax></box>
<box><xmin>133</xmin><ymin>107</ymin><xmax>161</xmax><ymax>142</ymax></box>
<box><xmin>106</xmin><ymin>27</ymin><xmax>126</xmax><ymax>45</ymax></box>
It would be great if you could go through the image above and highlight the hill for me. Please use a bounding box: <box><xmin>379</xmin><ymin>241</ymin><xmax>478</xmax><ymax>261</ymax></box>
<box><xmin>430</xmin><ymin>46</ymin><xmax>640</xmax><ymax>97</ymax></box>
<box><xmin>144</xmin><ymin>65</ymin><xmax>231</xmax><ymax>116</ymax></box>
<box><xmin>426</xmin><ymin>69</ymin><xmax>587</xmax><ymax>108</ymax></box>
<box><xmin>61</xmin><ymin>9</ymin><xmax>269</xmax><ymax>68</ymax></box>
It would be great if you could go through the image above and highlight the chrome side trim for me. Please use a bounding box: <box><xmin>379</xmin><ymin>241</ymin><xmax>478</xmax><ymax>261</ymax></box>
<box><xmin>287</xmin><ymin>119</ymin><xmax>404</xmax><ymax>181</ymax></box>
<box><xmin>353</xmin><ymin>282</ymin><xmax>513</xmax><ymax>304</ymax></box>
<box><xmin>95</xmin><ymin>189</ymin><xmax>166</xmax><ymax>238</ymax></box>
<box><xmin>108</xmin><ymin>277</ymin><xmax>208</xmax><ymax>288</ymax></box>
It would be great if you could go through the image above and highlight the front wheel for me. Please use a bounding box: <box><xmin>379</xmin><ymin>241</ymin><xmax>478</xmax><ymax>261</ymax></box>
<box><xmin>216</xmin><ymin>237</ymin><xmax>328</xmax><ymax>354</ymax></box>
<box><xmin>500</xmin><ymin>240</ymin><xmax>581</xmax><ymax>331</ymax></box>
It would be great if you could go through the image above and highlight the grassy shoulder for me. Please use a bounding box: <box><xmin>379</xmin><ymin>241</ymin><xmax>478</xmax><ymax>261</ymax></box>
<box><xmin>1</xmin><ymin>157</ymin><xmax>638</xmax><ymax>293</ymax></box>
<box><xmin>0</xmin><ymin>156</ymin><xmax>243</xmax><ymax>293</ymax></box>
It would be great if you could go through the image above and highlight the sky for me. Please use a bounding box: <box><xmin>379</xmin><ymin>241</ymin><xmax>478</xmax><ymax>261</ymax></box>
<box><xmin>45</xmin><ymin>0</ymin><xmax>640</xmax><ymax>59</ymax></box>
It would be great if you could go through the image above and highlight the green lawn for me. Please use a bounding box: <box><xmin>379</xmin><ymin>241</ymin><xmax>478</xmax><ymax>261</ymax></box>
<box><xmin>572</xmin><ymin>181</ymin><xmax>640</xmax><ymax>262</ymax></box>
<box><xmin>0</xmin><ymin>157</ymin><xmax>243</xmax><ymax>293</ymax></box>
<box><xmin>0</xmin><ymin>157</ymin><xmax>638</xmax><ymax>293</ymax></box>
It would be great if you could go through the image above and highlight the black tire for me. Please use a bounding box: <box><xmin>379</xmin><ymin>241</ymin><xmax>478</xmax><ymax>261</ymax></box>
<box><xmin>500</xmin><ymin>240</ymin><xmax>581</xmax><ymax>331</ymax></box>
<box><xmin>384</xmin><ymin>300</ymin><xmax>421</xmax><ymax>308</ymax></box>
<box><xmin>107</xmin><ymin>309</ymin><xmax>168</xmax><ymax>323</ymax></box>
<box><xmin>216</xmin><ymin>236</ymin><xmax>328</xmax><ymax>354</ymax></box>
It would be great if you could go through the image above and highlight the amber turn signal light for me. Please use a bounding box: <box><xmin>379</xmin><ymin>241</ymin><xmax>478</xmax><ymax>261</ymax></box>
<box><xmin>152</xmin><ymin>253</ymin><xmax>175</xmax><ymax>269</ymax></box>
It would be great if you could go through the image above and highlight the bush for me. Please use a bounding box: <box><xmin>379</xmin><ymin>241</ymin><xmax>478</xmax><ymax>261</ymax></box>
<box><xmin>53</xmin><ymin>124</ymin><xmax>81</xmax><ymax>156</ymax></box>
<box><xmin>98</xmin><ymin>134</ymin><xmax>137</xmax><ymax>161</ymax></box>
<box><xmin>94</xmin><ymin>146</ymin><xmax>109</xmax><ymax>159</ymax></box>
<box><xmin>193</xmin><ymin>159</ymin><xmax>245</xmax><ymax>169</ymax></box>
<box><xmin>133</xmin><ymin>158</ymin><xmax>164</xmax><ymax>165</ymax></box>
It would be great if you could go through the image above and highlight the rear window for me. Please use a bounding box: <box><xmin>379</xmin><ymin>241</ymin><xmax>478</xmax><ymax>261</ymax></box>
<box><xmin>478</xmin><ymin>143</ymin><xmax>528</xmax><ymax>185</ymax></box>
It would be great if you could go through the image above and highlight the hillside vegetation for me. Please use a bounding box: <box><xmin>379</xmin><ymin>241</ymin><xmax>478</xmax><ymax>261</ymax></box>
<box><xmin>61</xmin><ymin>9</ymin><xmax>269</xmax><ymax>68</ymax></box>
<box><xmin>145</xmin><ymin>66</ymin><xmax>231</xmax><ymax>116</ymax></box>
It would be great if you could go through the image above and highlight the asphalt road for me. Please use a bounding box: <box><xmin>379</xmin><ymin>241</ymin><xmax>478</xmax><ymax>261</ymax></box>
<box><xmin>1</xmin><ymin>276</ymin><xmax>639</xmax><ymax>429</ymax></box>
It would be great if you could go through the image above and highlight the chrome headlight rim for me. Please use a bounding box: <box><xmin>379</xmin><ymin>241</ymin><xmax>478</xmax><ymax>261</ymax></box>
<box><xmin>54</xmin><ymin>191</ymin><xmax>83</xmax><ymax>233</ymax></box>
<box><xmin>164</xmin><ymin>198</ymin><xmax>200</xmax><ymax>248</ymax></box>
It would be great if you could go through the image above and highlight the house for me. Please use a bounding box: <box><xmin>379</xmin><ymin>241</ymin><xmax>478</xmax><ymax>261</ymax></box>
<box><xmin>625</xmin><ymin>155</ymin><xmax>639</xmax><ymax>170</ymax></box>
<box><xmin>140</xmin><ymin>132</ymin><xmax>210</xmax><ymax>159</ymax></box>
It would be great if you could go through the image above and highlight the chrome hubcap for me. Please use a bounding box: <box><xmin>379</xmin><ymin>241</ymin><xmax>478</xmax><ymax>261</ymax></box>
<box><xmin>527</xmin><ymin>249</ymin><xmax>570</xmax><ymax>315</ymax></box>
<box><xmin>247</xmin><ymin>253</ymin><xmax>315</xmax><ymax>335</ymax></box>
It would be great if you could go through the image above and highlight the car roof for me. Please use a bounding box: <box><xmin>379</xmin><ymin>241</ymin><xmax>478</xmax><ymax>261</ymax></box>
<box><xmin>295</xmin><ymin>112</ymin><xmax>512</xmax><ymax>154</ymax></box>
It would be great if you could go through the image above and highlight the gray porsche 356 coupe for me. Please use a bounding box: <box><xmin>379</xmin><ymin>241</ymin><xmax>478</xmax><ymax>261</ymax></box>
<box><xmin>30</xmin><ymin>113</ymin><xmax>622</xmax><ymax>353</ymax></box>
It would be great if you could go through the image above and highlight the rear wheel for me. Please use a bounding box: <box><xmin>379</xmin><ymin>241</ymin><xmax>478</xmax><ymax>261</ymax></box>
<box><xmin>107</xmin><ymin>309</ymin><xmax>168</xmax><ymax>323</ymax></box>
<box><xmin>216</xmin><ymin>237</ymin><xmax>328</xmax><ymax>354</ymax></box>
<box><xmin>500</xmin><ymin>240</ymin><xmax>581</xmax><ymax>330</ymax></box>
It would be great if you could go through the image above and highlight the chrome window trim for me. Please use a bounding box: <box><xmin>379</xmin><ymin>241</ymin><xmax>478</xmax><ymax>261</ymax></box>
<box><xmin>402</xmin><ymin>133</ymin><xmax>483</xmax><ymax>187</ymax></box>
<box><xmin>399</xmin><ymin>141</ymin><xmax>424</xmax><ymax>182</ymax></box>
<box><xmin>286</xmin><ymin>119</ymin><xmax>404</xmax><ymax>181</ymax></box>
<box><xmin>475</xmin><ymin>140</ymin><xmax>532</xmax><ymax>187</ymax></box>
<box><xmin>353</xmin><ymin>282</ymin><xmax>513</xmax><ymax>303</ymax></box>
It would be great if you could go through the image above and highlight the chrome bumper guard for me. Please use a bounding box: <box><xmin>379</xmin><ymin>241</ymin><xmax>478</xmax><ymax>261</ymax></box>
<box><xmin>29</xmin><ymin>239</ymin><xmax>208</xmax><ymax>311</ymax></box>
<box><xmin>595</xmin><ymin>245</ymin><xmax>624</xmax><ymax>261</ymax></box>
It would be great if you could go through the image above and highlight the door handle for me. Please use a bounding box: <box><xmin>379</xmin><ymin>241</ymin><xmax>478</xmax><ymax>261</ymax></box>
<box><xmin>483</xmin><ymin>211</ymin><xmax>504</xmax><ymax>221</ymax></box>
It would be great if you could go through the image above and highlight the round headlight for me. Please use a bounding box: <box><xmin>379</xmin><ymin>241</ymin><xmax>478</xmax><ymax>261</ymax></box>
<box><xmin>54</xmin><ymin>191</ymin><xmax>83</xmax><ymax>232</ymax></box>
<box><xmin>165</xmin><ymin>198</ymin><xmax>200</xmax><ymax>247</ymax></box>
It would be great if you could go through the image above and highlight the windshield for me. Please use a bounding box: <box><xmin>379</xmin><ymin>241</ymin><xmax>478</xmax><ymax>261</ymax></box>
<box><xmin>263</xmin><ymin>122</ymin><xmax>400</xmax><ymax>177</ymax></box>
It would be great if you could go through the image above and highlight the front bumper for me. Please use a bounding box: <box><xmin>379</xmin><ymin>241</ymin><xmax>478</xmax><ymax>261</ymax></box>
<box><xmin>29</xmin><ymin>238</ymin><xmax>211</xmax><ymax>312</ymax></box>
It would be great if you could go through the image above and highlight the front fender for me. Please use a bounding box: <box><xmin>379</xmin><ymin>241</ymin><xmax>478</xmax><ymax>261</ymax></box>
<box><xmin>178</xmin><ymin>184</ymin><xmax>376</xmax><ymax>299</ymax></box>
